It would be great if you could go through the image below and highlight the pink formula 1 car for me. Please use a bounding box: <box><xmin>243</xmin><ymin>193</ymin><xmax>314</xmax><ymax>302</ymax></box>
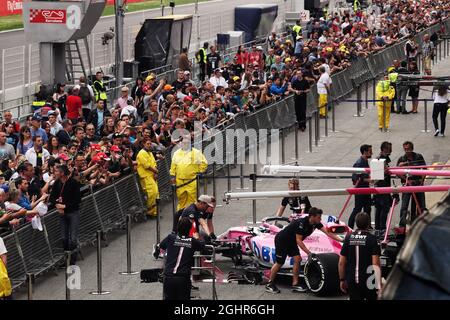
<box><xmin>215</xmin><ymin>213</ymin><xmax>351</xmax><ymax>296</ymax></box>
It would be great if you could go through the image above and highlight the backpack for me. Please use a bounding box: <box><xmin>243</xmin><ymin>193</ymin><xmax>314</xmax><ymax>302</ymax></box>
<box><xmin>79</xmin><ymin>85</ymin><xmax>92</xmax><ymax>105</ymax></box>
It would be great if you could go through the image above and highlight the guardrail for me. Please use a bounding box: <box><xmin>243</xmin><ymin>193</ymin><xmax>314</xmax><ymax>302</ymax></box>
<box><xmin>3</xmin><ymin>172</ymin><xmax>147</xmax><ymax>291</ymax></box>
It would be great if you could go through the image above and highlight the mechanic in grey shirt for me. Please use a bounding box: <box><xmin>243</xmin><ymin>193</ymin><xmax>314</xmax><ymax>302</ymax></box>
<box><xmin>0</xmin><ymin>132</ymin><xmax>15</xmax><ymax>161</ymax></box>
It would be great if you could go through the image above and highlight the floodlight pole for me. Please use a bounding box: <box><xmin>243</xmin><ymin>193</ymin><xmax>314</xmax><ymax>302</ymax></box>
<box><xmin>115</xmin><ymin>0</ymin><xmax>124</xmax><ymax>89</ymax></box>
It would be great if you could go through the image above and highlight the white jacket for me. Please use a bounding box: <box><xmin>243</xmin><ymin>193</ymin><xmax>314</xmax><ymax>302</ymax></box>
<box><xmin>25</xmin><ymin>147</ymin><xmax>51</xmax><ymax>167</ymax></box>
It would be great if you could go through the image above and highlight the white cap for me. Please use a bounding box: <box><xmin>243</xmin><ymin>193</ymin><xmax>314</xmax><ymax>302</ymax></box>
<box><xmin>198</xmin><ymin>194</ymin><xmax>214</xmax><ymax>207</ymax></box>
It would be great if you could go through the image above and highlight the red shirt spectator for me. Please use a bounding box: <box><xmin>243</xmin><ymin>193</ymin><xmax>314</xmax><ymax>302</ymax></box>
<box><xmin>66</xmin><ymin>87</ymin><xmax>82</xmax><ymax>121</ymax></box>
<box><xmin>235</xmin><ymin>48</ymin><xmax>249</xmax><ymax>67</ymax></box>
<box><xmin>248</xmin><ymin>46</ymin><xmax>263</xmax><ymax>69</ymax></box>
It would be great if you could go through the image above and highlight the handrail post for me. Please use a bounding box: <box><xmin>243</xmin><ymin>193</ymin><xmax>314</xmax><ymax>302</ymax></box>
<box><xmin>235</xmin><ymin>163</ymin><xmax>248</xmax><ymax>190</ymax></box>
<box><xmin>196</xmin><ymin>173</ymin><xmax>200</xmax><ymax>197</ymax></box>
<box><xmin>331</xmin><ymin>99</ymin><xmax>337</xmax><ymax>133</ymax></box>
<box><xmin>281</xmin><ymin>127</ymin><xmax>286</xmax><ymax>164</ymax></box>
<box><xmin>212</xmin><ymin>162</ymin><xmax>217</xmax><ymax>198</ymax></box>
<box><xmin>307</xmin><ymin>116</ymin><xmax>313</xmax><ymax>153</ymax></box>
<box><xmin>421</xmin><ymin>99</ymin><xmax>430</xmax><ymax>133</ymax></box>
<box><xmin>372</xmin><ymin>77</ymin><xmax>376</xmax><ymax>106</ymax></box>
<box><xmin>120</xmin><ymin>214</ymin><xmax>139</xmax><ymax>276</ymax></box>
<box><xmin>90</xmin><ymin>230</ymin><xmax>111</xmax><ymax>295</ymax></box>
<box><xmin>203</xmin><ymin>172</ymin><xmax>208</xmax><ymax>195</ymax></box>
<box><xmin>365</xmin><ymin>81</ymin><xmax>369</xmax><ymax>109</ymax></box>
<box><xmin>65</xmin><ymin>251</ymin><xmax>71</xmax><ymax>300</ymax></box>
<box><xmin>314</xmin><ymin>111</ymin><xmax>320</xmax><ymax>147</ymax></box>
<box><xmin>354</xmin><ymin>84</ymin><xmax>363</xmax><ymax>117</ymax></box>
<box><xmin>27</xmin><ymin>273</ymin><xmax>34</xmax><ymax>300</ymax></box>
<box><xmin>292</xmin><ymin>121</ymin><xmax>299</xmax><ymax>161</ymax></box>
<box><xmin>227</xmin><ymin>164</ymin><xmax>231</xmax><ymax>192</ymax></box>
<box><xmin>172</xmin><ymin>184</ymin><xmax>177</xmax><ymax>217</ymax></box>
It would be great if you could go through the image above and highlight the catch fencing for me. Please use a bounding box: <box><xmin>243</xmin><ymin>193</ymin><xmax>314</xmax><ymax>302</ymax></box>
<box><xmin>3</xmin><ymin>172</ymin><xmax>147</xmax><ymax>291</ymax></box>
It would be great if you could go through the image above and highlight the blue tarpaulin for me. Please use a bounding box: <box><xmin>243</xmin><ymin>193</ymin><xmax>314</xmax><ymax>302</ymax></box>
<box><xmin>234</xmin><ymin>4</ymin><xmax>278</xmax><ymax>43</ymax></box>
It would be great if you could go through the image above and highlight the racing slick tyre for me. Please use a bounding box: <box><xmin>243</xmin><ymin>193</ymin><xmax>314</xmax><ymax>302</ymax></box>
<box><xmin>304</xmin><ymin>253</ymin><xmax>340</xmax><ymax>296</ymax></box>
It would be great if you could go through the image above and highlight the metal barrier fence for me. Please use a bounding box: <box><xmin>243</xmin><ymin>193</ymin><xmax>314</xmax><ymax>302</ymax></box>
<box><xmin>4</xmin><ymin>173</ymin><xmax>146</xmax><ymax>291</ymax></box>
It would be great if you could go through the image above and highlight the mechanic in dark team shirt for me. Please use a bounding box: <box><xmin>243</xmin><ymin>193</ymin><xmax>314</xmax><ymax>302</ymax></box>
<box><xmin>339</xmin><ymin>212</ymin><xmax>381</xmax><ymax>300</ymax></box>
<box><xmin>396</xmin><ymin>141</ymin><xmax>426</xmax><ymax>227</ymax></box>
<box><xmin>275</xmin><ymin>178</ymin><xmax>311</xmax><ymax>217</ymax></box>
<box><xmin>348</xmin><ymin>144</ymin><xmax>373</xmax><ymax>229</ymax></box>
<box><xmin>160</xmin><ymin>217</ymin><xmax>205</xmax><ymax>300</ymax></box>
<box><xmin>265</xmin><ymin>207</ymin><xmax>343</xmax><ymax>294</ymax></box>
<box><xmin>171</xmin><ymin>195</ymin><xmax>216</xmax><ymax>241</ymax></box>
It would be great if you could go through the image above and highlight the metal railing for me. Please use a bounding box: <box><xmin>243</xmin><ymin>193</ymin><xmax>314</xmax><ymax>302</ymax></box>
<box><xmin>4</xmin><ymin>173</ymin><xmax>146</xmax><ymax>292</ymax></box>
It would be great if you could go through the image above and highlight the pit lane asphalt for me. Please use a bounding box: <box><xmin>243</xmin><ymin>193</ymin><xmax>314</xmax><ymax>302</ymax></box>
<box><xmin>13</xmin><ymin>56</ymin><xmax>450</xmax><ymax>300</ymax></box>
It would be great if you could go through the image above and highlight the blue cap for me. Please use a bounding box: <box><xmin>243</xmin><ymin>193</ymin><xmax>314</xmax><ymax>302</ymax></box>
<box><xmin>0</xmin><ymin>184</ymin><xmax>10</xmax><ymax>193</ymax></box>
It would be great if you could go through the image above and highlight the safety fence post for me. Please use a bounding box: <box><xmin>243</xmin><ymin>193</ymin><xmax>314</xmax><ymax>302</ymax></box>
<box><xmin>212</xmin><ymin>163</ymin><xmax>222</xmax><ymax>207</ymax></box>
<box><xmin>324</xmin><ymin>102</ymin><xmax>329</xmax><ymax>138</ymax></box>
<box><xmin>196</xmin><ymin>173</ymin><xmax>200</xmax><ymax>198</ymax></box>
<box><xmin>314</xmin><ymin>111</ymin><xmax>321</xmax><ymax>146</ymax></box>
<box><xmin>421</xmin><ymin>99</ymin><xmax>430</xmax><ymax>133</ymax></box>
<box><xmin>442</xmin><ymin>38</ymin><xmax>447</xmax><ymax>59</ymax></box>
<box><xmin>120</xmin><ymin>214</ymin><xmax>138</xmax><ymax>276</ymax></box>
<box><xmin>203</xmin><ymin>173</ymin><xmax>208</xmax><ymax>195</ymax></box>
<box><xmin>292</xmin><ymin>121</ymin><xmax>299</xmax><ymax>161</ymax></box>
<box><xmin>171</xmin><ymin>185</ymin><xmax>177</xmax><ymax>217</ymax></box>
<box><xmin>281</xmin><ymin>127</ymin><xmax>286</xmax><ymax>164</ymax></box>
<box><xmin>354</xmin><ymin>85</ymin><xmax>363</xmax><ymax>117</ymax></box>
<box><xmin>331</xmin><ymin>99</ymin><xmax>337</xmax><ymax>133</ymax></box>
<box><xmin>372</xmin><ymin>77</ymin><xmax>377</xmax><ymax>107</ymax></box>
<box><xmin>90</xmin><ymin>230</ymin><xmax>111</xmax><ymax>295</ymax></box>
<box><xmin>212</xmin><ymin>163</ymin><xmax>217</xmax><ymax>198</ymax></box>
<box><xmin>65</xmin><ymin>251</ymin><xmax>71</xmax><ymax>300</ymax></box>
<box><xmin>307</xmin><ymin>116</ymin><xmax>313</xmax><ymax>153</ymax></box>
<box><xmin>365</xmin><ymin>81</ymin><xmax>369</xmax><ymax>109</ymax></box>
<box><xmin>251</xmin><ymin>167</ymin><xmax>257</xmax><ymax>224</ymax></box>
<box><xmin>235</xmin><ymin>163</ymin><xmax>248</xmax><ymax>190</ymax></box>
<box><xmin>227</xmin><ymin>163</ymin><xmax>231</xmax><ymax>192</ymax></box>
<box><xmin>27</xmin><ymin>273</ymin><xmax>34</xmax><ymax>300</ymax></box>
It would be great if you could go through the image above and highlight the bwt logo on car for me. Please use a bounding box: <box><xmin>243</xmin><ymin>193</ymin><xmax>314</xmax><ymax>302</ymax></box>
<box><xmin>7</xmin><ymin>0</ymin><xmax>23</xmax><ymax>12</ymax></box>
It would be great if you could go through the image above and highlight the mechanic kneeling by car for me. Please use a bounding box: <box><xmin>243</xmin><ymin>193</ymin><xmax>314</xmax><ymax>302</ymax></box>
<box><xmin>338</xmin><ymin>212</ymin><xmax>382</xmax><ymax>300</ymax></box>
<box><xmin>160</xmin><ymin>217</ymin><xmax>205</xmax><ymax>300</ymax></box>
<box><xmin>265</xmin><ymin>207</ymin><xmax>343</xmax><ymax>294</ymax></box>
